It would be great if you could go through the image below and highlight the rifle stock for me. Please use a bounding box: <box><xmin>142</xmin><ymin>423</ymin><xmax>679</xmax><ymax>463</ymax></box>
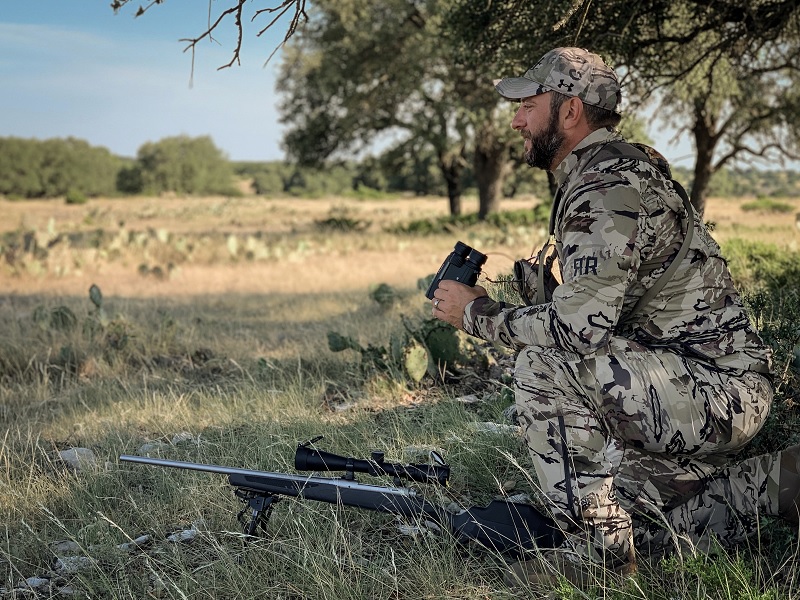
<box><xmin>120</xmin><ymin>449</ymin><xmax>561</xmax><ymax>556</ymax></box>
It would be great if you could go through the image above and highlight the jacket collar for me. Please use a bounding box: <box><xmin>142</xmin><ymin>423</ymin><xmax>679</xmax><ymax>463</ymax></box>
<box><xmin>553</xmin><ymin>127</ymin><xmax>623</xmax><ymax>188</ymax></box>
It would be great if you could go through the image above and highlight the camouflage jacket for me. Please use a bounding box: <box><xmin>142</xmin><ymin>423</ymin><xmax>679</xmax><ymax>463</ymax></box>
<box><xmin>463</xmin><ymin>128</ymin><xmax>772</xmax><ymax>375</ymax></box>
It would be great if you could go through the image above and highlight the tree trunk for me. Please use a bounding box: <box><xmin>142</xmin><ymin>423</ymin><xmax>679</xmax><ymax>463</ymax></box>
<box><xmin>444</xmin><ymin>171</ymin><xmax>463</xmax><ymax>216</ymax></box>
<box><xmin>474</xmin><ymin>124</ymin><xmax>508</xmax><ymax>220</ymax></box>
<box><xmin>438</xmin><ymin>148</ymin><xmax>465</xmax><ymax>217</ymax></box>
<box><xmin>689</xmin><ymin>99</ymin><xmax>720</xmax><ymax>219</ymax></box>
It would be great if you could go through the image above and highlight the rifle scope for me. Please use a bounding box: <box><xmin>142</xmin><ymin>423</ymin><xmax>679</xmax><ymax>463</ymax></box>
<box><xmin>295</xmin><ymin>443</ymin><xmax>450</xmax><ymax>487</ymax></box>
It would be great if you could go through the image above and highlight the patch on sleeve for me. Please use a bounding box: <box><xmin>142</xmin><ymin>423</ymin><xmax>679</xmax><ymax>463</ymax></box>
<box><xmin>572</xmin><ymin>255</ymin><xmax>598</xmax><ymax>277</ymax></box>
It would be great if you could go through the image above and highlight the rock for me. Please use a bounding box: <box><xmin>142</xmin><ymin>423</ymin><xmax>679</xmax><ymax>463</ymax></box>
<box><xmin>54</xmin><ymin>556</ymin><xmax>96</xmax><ymax>575</ymax></box>
<box><xmin>138</xmin><ymin>441</ymin><xmax>170</xmax><ymax>454</ymax></box>
<box><xmin>502</xmin><ymin>403</ymin><xmax>519</xmax><ymax>424</ymax></box>
<box><xmin>505</xmin><ymin>493</ymin><xmax>533</xmax><ymax>504</ymax></box>
<box><xmin>58</xmin><ymin>585</ymin><xmax>78</xmax><ymax>596</ymax></box>
<box><xmin>501</xmin><ymin>480</ymin><xmax>516</xmax><ymax>493</ymax></box>
<box><xmin>170</xmin><ymin>432</ymin><xmax>195</xmax><ymax>445</ymax></box>
<box><xmin>455</xmin><ymin>394</ymin><xmax>481</xmax><ymax>404</ymax></box>
<box><xmin>166</xmin><ymin>528</ymin><xmax>198</xmax><ymax>543</ymax></box>
<box><xmin>23</xmin><ymin>577</ymin><xmax>50</xmax><ymax>590</ymax></box>
<box><xmin>116</xmin><ymin>534</ymin><xmax>152</xmax><ymax>551</ymax></box>
<box><xmin>58</xmin><ymin>448</ymin><xmax>97</xmax><ymax>471</ymax></box>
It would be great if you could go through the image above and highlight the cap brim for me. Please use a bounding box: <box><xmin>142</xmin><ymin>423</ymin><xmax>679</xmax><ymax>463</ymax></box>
<box><xmin>494</xmin><ymin>77</ymin><xmax>547</xmax><ymax>100</ymax></box>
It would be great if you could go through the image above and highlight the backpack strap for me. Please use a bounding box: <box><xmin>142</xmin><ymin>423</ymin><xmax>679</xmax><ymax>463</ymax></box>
<box><xmin>628</xmin><ymin>179</ymin><xmax>694</xmax><ymax>319</ymax></box>
<box><xmin>543</xmin><ymin>141</ymin><xmax>695</xmax><ymax>319</ymax></box>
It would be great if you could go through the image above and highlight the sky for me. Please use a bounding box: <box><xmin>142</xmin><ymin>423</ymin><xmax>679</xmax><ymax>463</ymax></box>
<box><xmin>1</xmin><ymin>2</ymin><xmax>698</xmax><ymax>166</ymax></box>
<box><xmin>1</xmin><ymin>1</ymin><xmax>290</xmax><ymax>161</ymax></box>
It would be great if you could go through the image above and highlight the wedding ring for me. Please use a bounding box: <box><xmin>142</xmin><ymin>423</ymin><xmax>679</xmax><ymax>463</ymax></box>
<box><xmin>434</xmin><ymin>299</ymin><xmax>441</xmax><ymax>308</ymax></box>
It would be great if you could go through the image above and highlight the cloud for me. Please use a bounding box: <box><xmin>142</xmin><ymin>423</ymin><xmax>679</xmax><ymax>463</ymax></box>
<box><xmin>0</xmin><ymin>21</ymin><xmax>285</xmax><ymax>160</ymax></box>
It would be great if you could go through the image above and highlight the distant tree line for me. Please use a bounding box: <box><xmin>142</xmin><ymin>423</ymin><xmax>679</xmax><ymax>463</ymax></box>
<box><xmin>1</xmin><ymin>135</ymin><xmax>798</xmax><ymax>202</ymax></box>
<box><xmin>0</xmin><ymin>135</ymin><xmax>239</xmax><ymax>201</ymax></box>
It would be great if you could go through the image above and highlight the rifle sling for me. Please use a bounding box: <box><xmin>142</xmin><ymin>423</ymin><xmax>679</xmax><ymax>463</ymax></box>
<box><xmin>544</xmin><ymin>142</ymin><xmax>695</xmax><ymax>321</ymax></box>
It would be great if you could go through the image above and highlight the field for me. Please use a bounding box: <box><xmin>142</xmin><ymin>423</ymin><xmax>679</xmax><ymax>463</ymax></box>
<box><xmin>1</xmin><ymin>192</ymin><xmax>799</xmax><ymax>599</ymax></box>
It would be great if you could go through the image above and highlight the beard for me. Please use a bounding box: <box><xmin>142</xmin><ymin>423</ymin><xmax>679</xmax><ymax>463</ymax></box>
<box><xmin>524</xmin><ymin>110</ymin><xmax>565</xmax><ymax>171</ymax></box>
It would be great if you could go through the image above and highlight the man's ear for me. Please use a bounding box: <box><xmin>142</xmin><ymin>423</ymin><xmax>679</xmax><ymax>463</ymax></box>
<box><xmin>561</xmin><ymin>97</ymin><xmax>584</xmax><ymax>131</ymax></box>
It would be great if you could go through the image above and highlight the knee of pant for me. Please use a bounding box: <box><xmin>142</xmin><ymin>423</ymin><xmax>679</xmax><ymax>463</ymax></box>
<box><xmin>514</xmin><ymin>345</ymin><xmax>579</xmax><ymax>380</ymax></box>
<box><xmin>514</xmin><ymin>345</ymin><xmax>551</xmax><ymax>373</ymax></box>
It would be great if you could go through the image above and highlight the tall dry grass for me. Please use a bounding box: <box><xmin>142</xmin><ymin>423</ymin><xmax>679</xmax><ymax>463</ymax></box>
<box><xmin>1</xmin><ymin>193</ymin><xmax>799</xmax><ymax>598</ymax></box>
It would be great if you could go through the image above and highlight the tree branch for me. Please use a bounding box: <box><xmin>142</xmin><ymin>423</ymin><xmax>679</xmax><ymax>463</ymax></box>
<box><xmin>112</xmin><ymin>0</ymin><xmax>308</xmax><ymax>70</ymax></box>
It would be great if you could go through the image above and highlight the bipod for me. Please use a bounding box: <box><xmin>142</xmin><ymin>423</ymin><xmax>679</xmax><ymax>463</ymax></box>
<box><xmin>235</xmin><ymin>489</ymin><xmax>280</xmax><ymax>537</ymax></box>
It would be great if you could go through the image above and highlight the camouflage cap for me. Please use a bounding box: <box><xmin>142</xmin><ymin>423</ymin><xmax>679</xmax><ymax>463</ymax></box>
<box><xmin>495</xmin><ymin>47</ymin><xmax>621</xmax><ymax>112</ymax></box>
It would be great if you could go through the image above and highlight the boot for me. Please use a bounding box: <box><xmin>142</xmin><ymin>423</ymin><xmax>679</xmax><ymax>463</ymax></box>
<box><xmin>779</xmin><ymin>443</ymin><xmax>800</xmax><ymax>524</ymax></box>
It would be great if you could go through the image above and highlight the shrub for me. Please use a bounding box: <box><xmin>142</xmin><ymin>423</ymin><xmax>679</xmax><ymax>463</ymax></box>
<box><xmin>65</xmin><ymin>189</ymin><xmax>88</xmax><ymax>205</ymax></box>
<box><xmin>740</xmin><ymin>197</ymin><xmax>795</xmax><ymax>213</ymax></box>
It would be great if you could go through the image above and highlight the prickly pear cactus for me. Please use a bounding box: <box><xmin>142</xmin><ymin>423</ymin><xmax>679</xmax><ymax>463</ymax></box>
<box><xmin>88</xmin><ymin>284</ymin><xmax>109</xmax><ymax>327</ymax></box>
<box><xmin>402</xmin><ymin>338</ymin><xmax>431</xmax><ymax>382</ymax></box>
<box><xmin>34</xmin><ymin>306</ymin><xmax>77</xmax><ymax>331</ymax></box>
<box><xmin>89</xmin><ymin>284</ymin><xmax>103</xmax><ymax>308</ymax></box>
<box><xmin>327</xmin><ymin>332</ymin><xmax>362</xmax><ymax>353</ymax></box>
<box><xmin>370</xmin><ymin>283</ymin><xmax>398</xmax><ymax>308</ymax></box>
<box><xmin>418</xmin><ymin>319</ymin><xmax>464</xmax><ymax>366</ymax></box>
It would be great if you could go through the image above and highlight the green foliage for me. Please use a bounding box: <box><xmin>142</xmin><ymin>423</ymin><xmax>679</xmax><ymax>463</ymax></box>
<box><xmin>65</xmin><ymin>189</ymin><xmax>88</xmax><ymax>205</ymax></box>
<box><xmin>131</xmin><ymin>135</ymin><xmax>239</xmax><ymax>196</ymax></box>
<box><xmin>32</xmin><ymin>305</ymin><xmax>78</xmax><ymax>332</ymax></box>
<box><xmin>659</xmin><ymin>548</ymin><xmax>782</xmax><ymax>600</ymax></box>
<box><xmin>0</xmin><ymin>137</ymin><xmax>121</xmax><ymax>199</ymax></box>
<box><xmin>724</xmin><ymin>239</ymin><xmax>800</xmax><ymax>290</ymax></box>
<box><xmin>289</xmin><ymin>164</ymin><xmax>356</xmax><ymax>198</ymax></box>
<box><xmin>314</xmin><ymin>205</ymin><xmax>371</xmax><ymax>232</ymax></box>
<box><xmin>243</xmin><ymin>161</ymin><xmax>290</xmax><ymax>196</ymax></box>
<box><xmin>389</xmin><ymin>206</ymin><xmax>550</xmax><ymax>236</ymax></box>
<box><xmin>327</xmin><ymin>285</ymin><xmax>483</xmax><ymax>383</ymax></box>
<box><xmin>726</xmin><ymin>240</ymin><xmax>800</xmax><ymax>456</ymax></box>
<box><xmin>369</xmin><ymin>283</ymin><xmax>399</xmax><ymax>308</ymax></box>
<box><xmin>740</xmin><ymin>197</ymin><xmax>796</xmax><ymax>213</ymax></box>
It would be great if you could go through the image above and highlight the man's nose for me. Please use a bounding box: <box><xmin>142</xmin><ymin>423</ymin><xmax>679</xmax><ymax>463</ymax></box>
<box><xmin>511</xmin><ymin>106</ymin><xmax>525</xmax><ymax>130</ymax></box>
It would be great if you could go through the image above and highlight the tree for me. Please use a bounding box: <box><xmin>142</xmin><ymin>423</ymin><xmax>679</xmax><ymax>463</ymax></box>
<box><xmin>277</xmin><ymin>0</ymin><xmax>484</xmax><ymax>216</ymax></box>
<box><xmin>446</xmin><ymin>0</ymin><xmax>800</xmax><ymax>215</ymax></box>
<box><xmin>113</xmin><ymin>1</ymin><xmax>800</xmax><ymax>217</ymax></box>
<box><xmin>129</xmin><ymin>135</ymin><xmax>238</xmax><ymax>196</ymax></box>
<box><xmin>114</xmin><ymin>0</ymin><xmax>519</xmax><ymax>218</ymax></box>
<box><xmin>0</xmin><ymin>137</ymin><xmax>120</xmax><ymax>199</ymax></box>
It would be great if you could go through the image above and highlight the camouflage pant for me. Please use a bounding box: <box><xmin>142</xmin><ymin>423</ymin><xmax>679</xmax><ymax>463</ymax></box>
<box><xmin>513</xmin><ymin>337</ymin><xmax>774</xmax><ymax>562</ymax></box>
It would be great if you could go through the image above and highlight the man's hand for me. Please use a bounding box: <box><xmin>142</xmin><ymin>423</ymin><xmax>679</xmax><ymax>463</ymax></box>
<box><xmin>430</xmin><ymin>280</ymin><xmax>488</xmax><ymax>329</ymax></box>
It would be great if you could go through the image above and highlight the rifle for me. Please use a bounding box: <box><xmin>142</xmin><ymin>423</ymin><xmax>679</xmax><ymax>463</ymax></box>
<box><xmin>120</xmin><ymin>437</ymin><xmax>562</xmax><ymax>557</ymax></box>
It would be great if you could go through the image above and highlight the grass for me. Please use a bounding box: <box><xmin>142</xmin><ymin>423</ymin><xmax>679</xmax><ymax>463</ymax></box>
<box><xmin>1</xmin><ymin>193</ymin><xmax>799</xmax><ymax>598</ymax></box>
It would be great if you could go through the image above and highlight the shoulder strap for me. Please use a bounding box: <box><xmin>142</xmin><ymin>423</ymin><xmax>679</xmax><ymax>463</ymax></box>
<box><xmin>628</xmin><ymin>180</ymin><xmax>694</xmax><ymax>318</ymax></box>
<box><xmin>545</xmin><ymin>141</ymin><xmax>696</xmax><ymax>317</ymax></box>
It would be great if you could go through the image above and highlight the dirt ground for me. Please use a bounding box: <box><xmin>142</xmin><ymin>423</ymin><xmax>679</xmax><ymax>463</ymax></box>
<box><xmin>1</xmin><ymin>194</ymin><xmax>798</xmax><ymax>299</ymax></box>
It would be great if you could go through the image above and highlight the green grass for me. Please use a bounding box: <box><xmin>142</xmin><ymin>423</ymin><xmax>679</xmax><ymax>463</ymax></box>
<box><xmin>1</xmin><ymin>226</ymin><xmax>800</xmax><ymax>598</ymax></box>
<box><xmin>740</xmin><ymin>197</ymin><xmax>796</xmax><ymax>214</ymax></box>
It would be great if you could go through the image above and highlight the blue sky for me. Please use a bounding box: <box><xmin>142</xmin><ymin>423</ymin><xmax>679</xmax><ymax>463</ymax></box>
<box><xmin>2</xmin><ymin>2</ymin><xmax>701</xmax><ymax>166</ymax></box>
<box><xmin>1</xmin><ymin>1</ymin><xmax>289</xmax><ymax>161</ymax></box>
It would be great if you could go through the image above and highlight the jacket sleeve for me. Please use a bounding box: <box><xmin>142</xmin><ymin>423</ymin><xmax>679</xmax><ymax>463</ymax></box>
<box><xmin>463</xmin><ymin>170</ymin><xmax>643</xmax><ymax>354</ymax></box>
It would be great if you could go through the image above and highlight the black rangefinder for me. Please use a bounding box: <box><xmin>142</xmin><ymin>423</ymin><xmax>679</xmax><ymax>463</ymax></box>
<box><xmin>425</xmin><ymin>241</ymin><xmax>488</xmax><ymax>299</ymax></box>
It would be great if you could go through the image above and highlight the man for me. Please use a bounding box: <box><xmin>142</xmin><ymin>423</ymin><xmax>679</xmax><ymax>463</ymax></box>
<box><xmin>430</xmin><ymin>47</ymin><xmax>796</xmax><ymax>587</ymax></box>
